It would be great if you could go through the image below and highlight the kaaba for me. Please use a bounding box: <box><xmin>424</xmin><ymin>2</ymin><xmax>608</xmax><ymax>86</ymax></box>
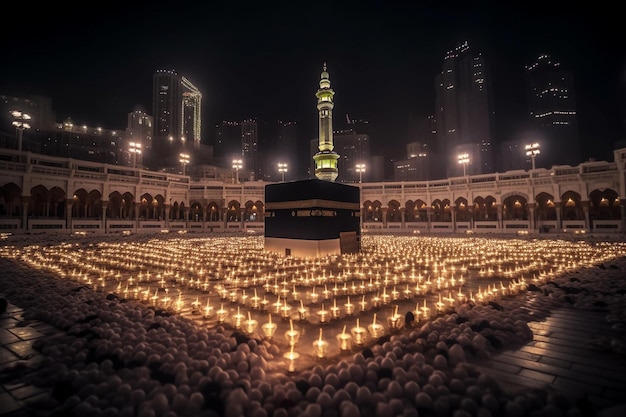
<box><xmin>264</xmin><ymin>179</ymin><xmax>361</xmax><ymax>258</ymax></box>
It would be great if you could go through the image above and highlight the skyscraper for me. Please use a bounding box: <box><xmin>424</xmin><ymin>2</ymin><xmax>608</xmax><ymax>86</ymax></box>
<box><xmin>151</xmin><ymin>70</ymin><xmax>202</xmax><ymax>168</ymax></box>
<box><xmin>435</xmin><ymin>41</ymin><xmax>495</xmax><ymax>177</ymax></box>
<box><xmin>525</xmin><ymin>54</ymin><xmax>580</xmax><ymax>167</ymax></box>
<box><xmin>241</xmin><ymin>118</ymin><xmax>259</xmax><ymax>180</ymax></box>
<box><xmin>313</xmin><ymin>63</ymin><xmax>339</xmax><ymax>181</ymax></box>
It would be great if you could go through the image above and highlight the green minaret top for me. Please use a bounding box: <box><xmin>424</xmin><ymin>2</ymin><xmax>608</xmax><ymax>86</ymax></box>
<box><xmin>314</xmin><ymin>62</ymin><xmax>339</xmax><ymax>181</ymax></box>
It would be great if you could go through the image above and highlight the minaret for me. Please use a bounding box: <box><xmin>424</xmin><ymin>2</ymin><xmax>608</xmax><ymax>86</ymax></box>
<box><xmin>313</xmin><ymin>62</ymin><xmax>340</xmax><ymax>181</ymax></box>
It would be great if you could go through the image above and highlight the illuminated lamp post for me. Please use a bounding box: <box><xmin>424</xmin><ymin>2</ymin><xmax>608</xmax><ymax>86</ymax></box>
<box><xmin>457</xmin><ymin>153</ymin><xmax>469</xmax><ymax>177</ymax></box>
<box><xmin>129</xmin><ymin>142</ymin><xmax>142</xmax><ymax>168</ymax></box>
<box><xmin>356</xmin><ymin>163</ymin><xmax>366</xmax><ymax>183</ymax></box>
<box><xmin>232</xmin><ymin>159</ymin><xmax>243</xmax><ymax>184</ymax></box>
<box><xmin>525</xmin><ymin>142</ymin><xmax>540</xmax><ymax>171</ymax></box>
<box><xmin>179</xmin><ymin>153</ymin><xmax>190</xmax><ymax>176</ymax></box>
<box><xmin>278</xmin><ymin>162</ymin><xmax>288</xmax><ymax>182</ymax></box>
<box><xmin>11</xmin><ymin>110</ymin><xmax>31</xmax><ymax>152</ymax></box>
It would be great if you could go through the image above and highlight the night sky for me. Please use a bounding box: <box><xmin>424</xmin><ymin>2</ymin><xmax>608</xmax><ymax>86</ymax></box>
<box><xmin>1</xmin><ymin>1</ymin><xmax>624</xmax><ymax>164</ymax></box>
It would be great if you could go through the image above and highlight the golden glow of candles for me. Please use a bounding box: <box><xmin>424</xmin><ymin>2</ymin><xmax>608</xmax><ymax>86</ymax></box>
<box><xmin>261</xmin><ymin>313</ymin><xmax>277</xmax><ymax>339</ymax></box>
<box><xmin>244</xmin><ymin>311</ymin><xmax>257</xmax><ymax>335</ymax></box>
<box><xmin>368</xmin><ymin>312</ymin><xmax>384</xmax><ymax>338</ymax></box>
<box><xmin>217</xmin><ymin>303</ymin><xmax>227</xmax><ymax>323</ymax></box>
<box><xmin>337</xmin><ymin>324</ymin><xmax>352</xmax><ymax>350</ymax></box>
<box><xmin>298</xmin><ymin>299</ymin><xmax>308</xmax><ymax>321</ymax></box>
<box><xmin>351</xmin><ymin>317</ymin><xmax>366</xmax><ymax>345</ymax></box>
<box><xmin>313</xmin><ymin>327</ymin><xmax>329</xmax><ymax>359</ymax></box>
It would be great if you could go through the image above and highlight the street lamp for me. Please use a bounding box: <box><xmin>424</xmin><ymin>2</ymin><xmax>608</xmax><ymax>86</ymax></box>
<box><xmin>457</xmin><ymin>153</ymin><xmax>469</xmax><ymax>176</ymax></box>
<box><xmin>11</xmin><ymin>110</ymin><xmax>31</xmax><ymax>152</ymax></box>
<box><xmin>525</xmin><ymin>142</ymin><xmax>540</xmax><ymax>170</ymax></box>
<box><xmin>355</xmin><ymin>163</ymin><xmax>366</xmax><ymax>183</ymax></box>
<box><xmin>232</xmin><ymin>159</ymin><xmax>243</xmax><ymax>183</ymax></box>
<box><xmin>129</xmin><ymin>142</ymin><xmax>142</xmax><ymax>168</ymax></box>
<box><xmin>179</xmin><ymin>153</ymin><xmax>190</xmax><ymax>175</ymax></box>
<box><xmin>277</xmin><ymin>162</ymin><xmax>288</xmax><ymax>182</ymax></box>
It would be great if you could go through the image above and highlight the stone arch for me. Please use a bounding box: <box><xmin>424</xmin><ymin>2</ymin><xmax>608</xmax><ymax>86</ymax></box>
<box><xmin>589</xmin><ymin>188</ymin><xmax>620</xmax><ymax>220</ymax></box>
<box><xmin>170</xmin><ymin>201</ymin><xmax>180</xmax><ymax>220</ymax></box>
<box><xmin>108</xmin><ymin>191</ymin><xmax>122</xmax><ymax>219</ymax></box>
<box><xmin>190</xmin><ymin>201</ymin><xmax>203</xmax><ymax>222</ymax></box>
<box><xmin>72</xmin><ymin>189</ymin><xmax>88</xmax><ymax>218</ymax></box>
<box><xmin>386</xmin><ymin>200</ymin><xmax>401</xmax><ymax>223</ymax></box>
<box><xmin>535</xmin><ymin>192</ymin><xmax>556</xmax><ymax>221</ymax></box>
<box><xmin>207</xmin><ymin>201</ymin><xmax>221</xmax><ymax>221</ymax></box>
<box><xmin>561</xmin><ymin>190</ymin><xmax>583</xmax><ymax>221</ymax></box>
<box><xmin>152</xmin><ymin>195</ymin><xmax>165</xmax><ymax>220</ymax></box>
<box><xmin>50</xmin><ymin>187</ymin><xmax>66</xmax><ymax>219</ymax></box>
<box><xmin>29</xmin><ymin>185</ymin><xmax>48</xmax><ymax>217</ymax></box>
<box><xmin>109</xmin><ymin>191</ymin><xmax>134</xmax><ymax>219</ymax></box>
<box><xmin>139</xmin><ymin>193</ymin><xmax>153</xmax><ymax>219</ymax></box>
<box><xmin>363</xmin><ymin>200</ymin><xmax>382</xmax><ymax>222</ymax></box>
<box><xmin>455</xmin><ymin>197</ymin><xmax>470</xmax><ymax>222</ymax></box>
<box><xmin>405</xmin><ymin>200</ymin><xmax>416</xmax><ymax>222</ymax></box>
<box><xmin>227</xmin><ymin>200</ymin><xmax>241</xmax><ymax>222</ymax></box>
<box><xmin>431</xmin><ymin>198</ymin><xmax>451</xmax><ymax>222</ymax></box>
<box><xmin>502</xmin><ymin>194</ymin><xmax>528</xmax><ymax>220</ymax></box>
<box><xmin>415</xmin><ymin>199</ymin><xmax>428</xmax><ymax>221</ymax></box>
<box><xmin>0</xmin><ymin>182</ymin><xmax>22</xmax><ymax>217</ymax></box>
<box><xmin>473</xmin><ymin>195</ymin><xmax>497</xmax><ymax>221</ymax></box>
<box><xmin>87</xmin><ymin>189</ymin><xmax>103</xmax><ymax>219</ymax></box>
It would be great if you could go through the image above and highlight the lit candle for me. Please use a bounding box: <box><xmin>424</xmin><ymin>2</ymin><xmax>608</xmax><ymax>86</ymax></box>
<box><xmin>317</xmin><ymin>304</ymin><xmax>329</xmax><ymax>324</ymax></box>
<box><xmin>435</xmin><ymin>293</ymin><xmax>445</xmax><ymax>313</ymax></box>
<box><xmin>244</xmin><ymin>311</ymin><xmax>257</xmax><ymax>336</ymax></box>
<box><xmin>372</xmin><ymin>292</ymin><xmax>381</xmax><ymax>309</ymax></box>
<box><xmin>261</xmin><ymin>313</ymin><xmax>277</xmax><ymax>339</ymax></box>
<box><xmin>337</xmin><ymin>324</ymin><xmax>352</xmax><ymax>351</ymax></box>
<box><xmin>369</xmin><ymin>313</ymin><xmax>384</xmax><ymax>338</ymax></box>
<box><xmin>391</xmin><ymin>286</ymin><xmax>400</xmax><ymax>301</ymax></box>
<box><xmin>232</xmin><ymin>306</ymin><xmax>245</xmax><ymax>329</ymax></box>
<box><xmin>344</xmin><ymin>296</ymin><xmax>354</xmax><ymax>316</ymax></box>
<box><xmin>298</xmin><ymin>299</ymin><xmax>308</xmax><ymax>321</ymax></box>
<box><xmin>284</xmin><ymin>345</ymin><xmax>299</xmax><ymax>373</ymax></box>
<box><xmin>330</xmin><ymin>298</ymin><xmax>340</xmax><ymax>319</ymax></box>
<box><xmin>280</xmin><ymin>297</ymin><xmax>292</xmax><ymax>319</ymax></box>
<box><xmin>351</xmin><ymin>318</ymin><xmax>366</xmax><ymax>345</ymax></box>
<box><xmin>217</xmin><ymin>303</ymin><xmax>228</xmax><ymax>323</ymax></box>
<box><xmin>313</xmin><ymin>328</ymin><xmax>329</xmax><ymax>359</ymax></box>
<box><xmin>359</xmin><ymin>294</ymin><xmax>367</xmax><ymax>312</ymax></box>
<box><xmin>420</xmin><ymin>298</ymin><xmax>431</xmax><ymax>318</ymax></box>
<box><xmin>250</xmin><ymin>288</ymin><xmax>261</xmax><ymax>309</ymax></box>
<box><xmin>285</xmin><ymin>319</ymin><xmax>300</xmax><ymax>347</ymax></box>
<box><xmin>203</xmin><ymin>298</ymin><xmax>214</xmax><ymax>318</ymax></box>
<box><xmin>387</xmin><ymin>305</ymin><xmax>402</xmax><ymax>330</ymax></box>
<box><xmin>403</xmin><ymin>284</ymin><xmax>412</xmax><ymax>299</ymax></box>
<box><xmin>191</xmin><ymin>295</ymin><xmax>201</xmax><ymax>314</ymax></box>
<box><xmin>260</xmin><ymin>296</ymin><xmax>269</xmax><ymax>311</ymax></box>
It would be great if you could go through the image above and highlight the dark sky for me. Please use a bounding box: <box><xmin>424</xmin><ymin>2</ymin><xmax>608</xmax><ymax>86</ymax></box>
<box><xmin>1</xmin><ymin>1</ymin><xmax>624</xmax><ymax>164</ymax></box>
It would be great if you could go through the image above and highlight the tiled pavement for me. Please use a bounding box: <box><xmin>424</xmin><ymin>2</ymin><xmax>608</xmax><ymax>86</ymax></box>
<box><xmin>2</xmin><ymin>295</ymin><xmax>626</xmax><ymax>416</ymax></box>
<box><xmin>0</xmin><ymin>298</ymin><xmax>58</xmax><ymax>417</ymax></box>
<box><xmin>469</xmin><ymin>306</ymin><xmax>626</xmax><ymax>413</ymax></box>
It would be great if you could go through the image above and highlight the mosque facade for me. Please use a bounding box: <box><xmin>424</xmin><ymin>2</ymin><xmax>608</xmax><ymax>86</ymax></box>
<box><xmin>1</xmin><ymin>146</ymin><xmax>624</xmax><ymax>236</ymax></box>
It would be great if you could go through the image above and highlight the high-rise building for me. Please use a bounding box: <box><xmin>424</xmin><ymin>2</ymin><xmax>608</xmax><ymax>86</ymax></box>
<box><xmin>151</xmin><ymin>70</ymin><xmax>202</xmax><ymax>169</ymax></box>
<box><xmin>124</xmin><ymin>106</ymin><xmax>152</xmax><ymax>168</ymax></box>
<box><xmin>213</xmin><ymin>120</ymin><xmax>241</xmax><ymax>164</ymax></box>
<box><xmin>525</xmin><ymin>54</ymin><xmax>580</xmax><ymax>167</ymax></box>
<box><xmin>241</xmin><ymin>118</ymin><xmax>259</xmax><ymax>180</ymax></box>
<box><xmin>435</xmin><ymin>41</ymin><xmax>495</xmax><ymax>177</ymax></box>
<box><xmin>258</xmin><ymin>119</ymin><xmax>298</xmax><ymax>181</ymax></box>
<box><xmin>332</xmin><ymin>129</ymin><xmax>370</xmax><ymax>183</ymax></box>
<box><xmin>313</xmin><ymin>63</ymin><xmax>339</xmax><ymax>181</ymax></box>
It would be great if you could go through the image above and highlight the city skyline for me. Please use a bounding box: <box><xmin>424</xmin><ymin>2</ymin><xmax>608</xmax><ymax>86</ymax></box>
<box><xmin>1</xmin><ymin>1</ymin><xmax>624</xmax><ymax>170</ymax></box>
